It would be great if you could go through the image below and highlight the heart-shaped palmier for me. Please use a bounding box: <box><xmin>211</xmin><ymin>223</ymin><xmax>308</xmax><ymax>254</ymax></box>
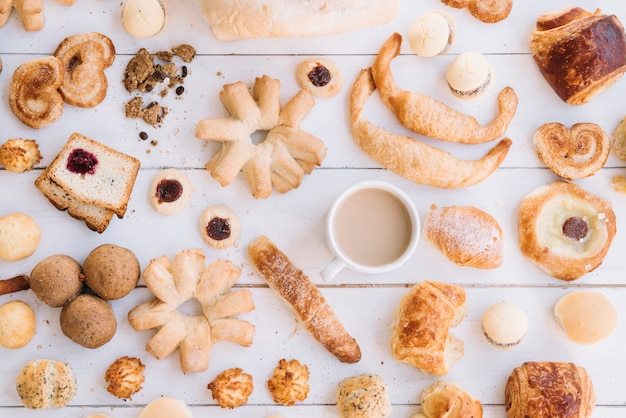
<box><xmin>9</xmin><ymin>56</ymin><xmax>65</xmax><ymax>129</ymax></box>
<box><xmin>54</xmin><ymin>32</ymin><xmax>115</xmax><ymax>108</ymax></box>
<box><xmin>533</xmin><ymin>122</ymin><xmax>610</xmax><ymax>180</ymax></box>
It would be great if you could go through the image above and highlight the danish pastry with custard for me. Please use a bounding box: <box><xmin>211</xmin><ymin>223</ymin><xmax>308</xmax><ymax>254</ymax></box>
<box><xmin>518</xmin><ymin>181</ymin><xmax>616</xmax><ymax>281</ymax></box>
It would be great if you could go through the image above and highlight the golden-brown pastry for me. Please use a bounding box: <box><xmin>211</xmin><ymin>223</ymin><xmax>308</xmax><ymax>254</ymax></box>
<box><xmin>149</xmin><ymin>168</ymin><xmax>192</xmax><ymax>215</ymax></box>
<box><xmin>0</xmin><ymin>275</ymin><xmax>30</xmax><ymax>296</ymax></box>
<box><xmin>390</xmin><ymin>281</ymin><xmax>467</xmax><ymax>375</ymax></box>
<box><xmin>207</xmin><ymin>367</ymin><xmax>254</xmax><ymax>409</ymax></box>
<box><xmin>335</xmin><ymin>374</ymin><xmax>392</xmax><ymax>418</ymax></box>
<box><xmin>248</xmin><ymin>235</ymin><xmax>361</xmax><ymax>364</ymax></box>
<box><xmin>104</xmin><ymin>356</ymin><xmax>145</xmax><ymax>399</ymax></box>
<box><xmin>416</xmin><ymin>380</ymin><xmax>483</xmax><ymax>418</ymax></box>
<box><xmin>16</xmin><ymin>359</ymin><xmax>77</xmax><ymax>409</ymax></box>
<box><xmin>128</xmin><ymin>249</ymin><xmax>255</xmax><ymax>373</ymax></box>
<box><xmin>0</xmin><ymin>139</ymin><xmax>41</xmax><ymax>172</ymax></box>
<box><xmin>371</xmin><ymin>33</ymin><xmax>518</xmax><ymax>144</ymax></box>
<box><xmin>425</xmin><ymin>204</ymin><xmax>504</xmax><ymax>269</ymax></box>
<box><xmin>296</xmin><ymin>58</ymin><xmax>344</xmax><ymax>98</ymax></box>
<box><xmin>9</xmin><ymin>56</ymin><xmax>64</xmax><ymax>129</ymax></box>
<box><xmin>196</xmin><ymin>75</ymin><xmax>327</xmax><ymax>198</ymax></box>
<box><xmin>441</xmin><ymin>0</ymin><xmax>512</xmax><ymax>23</ymax></box>
<box><xmin>0</xmin><ymin>300</ymin><xmax>36</xmax><ymax>348</ymax></box>
<box><xmin>518</xmin><ymin>181</ymin><xmax>616</xmax><ymax>281</ymax></box>
<box><xmin>505</xmin><ymin>362</ymin><xmax>595</xmax><ymax>418</ymax></box>
<box><xmin>350</xmin><ymin>68</ymin><xmax>511</xmax><ymax>188</ymax></box>
<box><xmin>54</xmin><ymin>32</ymin><xmax>116</xmax><ymax>108</ymax></box>
<box><xmin>530</xmin><ymin>7</ymin><xmax>626</xmax><ymax>105</ymax></box>
<box><xmin>554</xmin><ymin>291</ymin><xmax>617</xmax><ymax>345</ymax></box>
<box><xmin>267</xmin><ymin>358</ymin><xmax>309</xmax><ymax>406</ymax></box>
<box><xmin>533</xmin><ymin>122</ymin><xmax>610</xmax><ymax>179</ymax></box>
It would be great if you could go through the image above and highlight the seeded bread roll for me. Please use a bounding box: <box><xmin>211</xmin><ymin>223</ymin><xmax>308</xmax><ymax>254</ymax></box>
<box><xmin>60</xmin><ymin>294</ymin><xmax>117</xmax><ymax>349</ymax></box>
<box><xmin>335</xmin><ymin>374</ymin><xmax>392</xmax><ymax>418</ymax></box>
<box><xmin>16</xmin><ymin>359</ymin><xmax>77</xmax><ymax>409</ymax></box>
<box><xmin>83</xmin><ymin>244</ymin><xmax>140</xmax><ymax>300</ymax></box>
<box><xmin>30</xmin><ymin>254</ymin><xmax>83</xmax><ymax>307</ymax></box>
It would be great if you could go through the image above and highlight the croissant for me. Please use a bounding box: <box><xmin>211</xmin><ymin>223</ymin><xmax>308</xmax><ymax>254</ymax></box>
<box><xmin>371</xmin><ymin>33</ymin><xmax>518</xmax><ymax>144</ymax></box>
<box><xmin>505</xmin><ymin>362</ymin><xmax>595</xmax><ymax>418</ymax></box>
<box><xmin>530</xmin><ymin>7</ymin><xmax>626</xmax><ymax>105</ymax></box>
<box><xmin>350</xmin><ymin>68</ymin><xmax>511</xmax><ymax>188</ymax></box>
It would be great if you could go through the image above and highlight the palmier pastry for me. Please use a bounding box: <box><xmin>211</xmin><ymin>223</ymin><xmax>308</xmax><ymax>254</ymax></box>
<box><xmin>530</xmin><ymin>7</ymin><xmax>626</xmax><ymax>105</ymax></box>
<box><xmin>533</xmin><ymin>122</ymin><xmax>610</xmax><ymax>179</ymax></box>
<box><xmin>54</xmin><ymin>32</ymin><xmax>116</xmax><ymax>108</ymax></box>
<box><xmin>350</xmin><ymin>68</ymin><xmax>512</xmax><ymax>188</ymax></box>
<box><xmin>441</xmin><ymin>0</ymin><xmax>512</xmax><ymax>23</ymax></box>
<box><xmin>196</xmin><ymin>75</ymin><xmax>327</xmax><ymax>198</ymax></box>
<box><xmin>9</xmin><ymin>56</ymin><xmax>64</xmax><ymax>129</ymax></box>
<box><xmin>505</xmin><ymin>362</ymin><xmax>595</xmax><ymax>418</ymax></box>
<box><xmin>518</xmin><ymin>181</ymin><xmax>616</xmax><ymax>281</ymax></box>
<box><xmin>425</xmin><ymin>204</ymin><xmax>504</xmax><ymax>269</ymax></box>
<box><xmin>390</xmin><ymin>281</ymin><xmax>467</xmax><ymax>375</ymax></box>
<box><xmin>371</xmin><ymin>33</ymin><xmax>518</xmax><ymax>144</ymax></box>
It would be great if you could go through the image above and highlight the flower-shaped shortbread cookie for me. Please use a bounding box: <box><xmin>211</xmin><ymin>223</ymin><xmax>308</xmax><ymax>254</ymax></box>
<box><xmin>195</xmin><ymin>75</ymin><xmax>327</xmax><ymax>198</ymax></box>
<box><xmin>128</xmin><ymin>249</ymin><xmax>255</xmax><ymax>373</ymax></box>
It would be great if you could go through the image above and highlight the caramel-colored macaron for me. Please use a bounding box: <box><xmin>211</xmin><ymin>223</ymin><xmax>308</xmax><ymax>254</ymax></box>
<box><xmin>554</xmin><ymin>290</ymin><xmax>617</xmax><ymax>345</ymax></box>
<box><xmin>482</xmin><ymin>302</ymin><xmax>528</xmax><ymax>349</ymax></box>
<box><xmin>446</xmin><ymin>52</ymin><xmax>495</xmax><ymax>99</ymax></box>
<box><xmin>408</xmin><ymin>11</ymin><xmax>456</xmax><ymax>57</ymax></box>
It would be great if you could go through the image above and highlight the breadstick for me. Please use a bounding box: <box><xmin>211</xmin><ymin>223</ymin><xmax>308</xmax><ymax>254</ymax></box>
<box><xmin>371</xmin><ymin>32</ymin><xmax>518</xmax><ymax>144</ymax></box>
<box><xmin>248</xmin><ymin>235</ymin><xmax>361</xmax><ymax>363</ymax></box>
<box><xmin>0</xmin><ymin>275</ymin><xmax>30</xmax><ymax>295</ymax></box>
<box><xmin>350</xmin><ymin>68</ymin><xmax>511</xmax><ymax>188</ymax></box>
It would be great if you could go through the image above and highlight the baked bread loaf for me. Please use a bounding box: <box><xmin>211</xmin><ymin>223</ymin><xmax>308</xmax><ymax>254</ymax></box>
<box><xmin>415</xmin><ymin>380</ymin><xmax>483</xmax><ymax>418</ymax></box>
<box><xmin>199</xmin><ymin>0</ymin><xmax>399</xmax><ymax>41</ymax></box>
<box><xmin>371</xmin><ymin>33</ymin><xmax>518</xmax><ymax>144</ymax></box>
<box><xmin>54</xmin><ymin>32</ymin><xmax>115</xmax><ymax>108</ymax></box>
<box><xmin>335</xmin><ymin>374</ymin><xmax>392</xmax><ymax>418</ymax></box>
<box><xmin>425</xmin><ymin>204</ymin><xmax>504</xmax><ymax>269</ymax></box>
<box><xmin>43</xmin><ymin>132</ymin><xmax>140</xmax><ymax>219</ymax></box>
<box><xmin>248</xmin><ymin>235</ymin><xmax>361</xmax><ymax>363</ymax></box>
<box><xmin>9</xmin><ymin>56</ymin><xmax>64</xmax><ymax>129</ymax></box>
<box><xmin>350</xmin><ymin>68</ymin><xmax>512</xmax><ymax>188</ymax></box>
<box><xmin>530</xmin><ymin>7</ymin><xmax>626</xmax><ymax>105</ymax></box>
<box><xmin>196</xmin><ymin>75</ymin><xmax>327</xmax><ymax>198</ymax></box>
<box><xmin>16</xmin><ymin>359</ymin><xmax>77</xmax><ymax>409</ymax></box>
<box><xmin>518</xmin><ymin>181</ymin><xmax>616</xmax><ymax>281</ymax></box>
<box><xmin>505</xmin><ymin>362</ymin><xmax>595</xmax><ymax>418</ymax></box>
<box><xmin>390</xmin><ymin>281</ymin><xmax>467</xmax><ymax>375</ymax></box>
<box><xmin>128</xmin><ymin>249</ymin><xmax>255</xmax><ymax>373</ymax></box>
<box><xmin>533</xmin><ymin>122</ymin><xmax>610</xmax><ymax>179</ymax></box>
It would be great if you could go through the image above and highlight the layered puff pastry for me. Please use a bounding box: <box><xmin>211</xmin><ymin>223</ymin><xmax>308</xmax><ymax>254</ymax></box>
<box><xmin>390</xmin><ymin>281</ymin><xmax>467</xmax><ymax>376</ymax></box>
<box><xmin>350</xmin><ymin>68</ymin><xmax>512</xmax><ymax>189</ymax></box>
<box><xmin>413</xmin><ymin>380</ymin><xmax>483</xmax><ymax>418</ymax></box>
<box><xmin>518</xmin><ymin>181</ymin><xmax>616</xmax><ymax>281</ymax></box>
<box><xmin>505</xmin><ymin>362</ymin><xmax>595</xmax><ymax>418</ymax></box>
<box><xmin>371</xmin><ymin>33</ymin><xmax>518</xmax><ymax>145</ymax></box>
<box><xmin>533</xmin><ymin>122</ymin><xmax>610</xmax><ymax>180</ymax></box>
<box><xmin>530</xmin><ymin>7</ymin><xmax>626</xmax><ymax>105</ymax></box>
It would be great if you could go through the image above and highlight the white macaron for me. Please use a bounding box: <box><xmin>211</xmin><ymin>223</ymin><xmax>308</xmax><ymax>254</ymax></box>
<box><xmin>446</xmin><ymin>51</ymin><xmax>495</xmax><ymax>99</ymax></box>
<box><xmin>409</xmin><ymin>11</ymin><xmax>457</xmax><ymax>57</ymax></box>
<box><xmin>482</xmin><ymin>302</ymin><xmax>528</xmax><ymax>349</ymax></box>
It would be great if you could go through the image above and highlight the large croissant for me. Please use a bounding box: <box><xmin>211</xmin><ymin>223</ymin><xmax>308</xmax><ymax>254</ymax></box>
<box><xmin>505</xmin><ymin>362</ymin><xmax>595</xmax><ymax>418</ymax></box>
<box><xmin>371</xmin><ymin>32</ymin><xmax>518</xmax><ymax>144</ymax></box>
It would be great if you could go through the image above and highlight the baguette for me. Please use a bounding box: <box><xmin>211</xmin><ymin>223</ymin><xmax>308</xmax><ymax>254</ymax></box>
<box><xmin>248</xmin><ymin>235</ymin><xmax>361</xmax><ymax>363</ymax></box>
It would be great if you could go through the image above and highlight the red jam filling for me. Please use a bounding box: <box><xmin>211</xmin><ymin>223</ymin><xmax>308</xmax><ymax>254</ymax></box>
<box><xmin>66</xmin><ymin>148</ymin><xmax>98</xmax><ymax>174</ymax></box>
<box><xmin>206</xmin><ymin>217</ymin><xmax>231</xmax><ymax>241</ymax></box>
<box><xmin>156</xmin><ymin>179</ymin><xmax>183</xmax><ymax>203</ymax></box>
<box><xmin>308</xmin><ymin>64</ymin><xmax>331</xmax><ymax>87</ymax></box>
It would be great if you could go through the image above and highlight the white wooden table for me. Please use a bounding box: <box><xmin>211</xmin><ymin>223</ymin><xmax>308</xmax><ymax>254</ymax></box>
<box><xmin>2</xmin><ymin>1</ymin><xmax>626</xmax><ymax>416</ymax></box>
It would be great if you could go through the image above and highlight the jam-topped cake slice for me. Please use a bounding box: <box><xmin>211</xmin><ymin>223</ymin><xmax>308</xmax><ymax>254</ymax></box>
<box><xmin>46</xmin><ymin>132</ymin><xmax>140</xmax><ymax>218</ymax></box>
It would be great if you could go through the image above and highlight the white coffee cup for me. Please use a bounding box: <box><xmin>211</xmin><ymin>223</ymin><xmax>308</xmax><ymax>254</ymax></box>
<box><xmin>321</xmin><ymin>181</ymin><xmax>420</xmax><ymax>281</ymax></box>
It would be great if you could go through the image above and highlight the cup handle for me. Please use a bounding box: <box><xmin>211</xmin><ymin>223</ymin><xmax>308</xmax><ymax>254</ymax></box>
<box><xmin>320</xmin><ymin>257</ymin><xmax>345</xmax><ymax>282</ymax></box>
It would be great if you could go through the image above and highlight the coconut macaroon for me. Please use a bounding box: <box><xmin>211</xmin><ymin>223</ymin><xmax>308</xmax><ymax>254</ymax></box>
<box><xmin>446</xmin><ymin>51</ymin><xmax>495</xmax><ymax>99</ymax></box>
<box><xmin>554</xmin><ymin>290</ymin><xmax>617</xmax><ymax>345</ymax></box>
<box><xmin>482</xmin><ymin>302</ymin><xmax>528</xmax><ymax>349</ymax></box>
<box><xmin>121</xmin><ymin>0</ymin><xmax>166</xmax><ymax>38</ymax></box>
<box><xmin>408</xmin><ymin>11</ymin><xmax>456</xmax><ymax>57</ymax></box>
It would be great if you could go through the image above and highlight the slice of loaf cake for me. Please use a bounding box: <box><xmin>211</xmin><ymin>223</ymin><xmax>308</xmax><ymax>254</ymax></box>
<box><xmin>46</xmin><ymin>132</ymin><xmax>140</xmax><ymax>218</ymax></box>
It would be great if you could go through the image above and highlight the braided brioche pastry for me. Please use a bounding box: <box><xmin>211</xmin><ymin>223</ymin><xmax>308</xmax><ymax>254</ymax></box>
<box><xmin>518</xmin><ymin>181</ymin><xmax>616</xmax><ymax>281</ymax></box>
<box><xmin>0</xmin><ymin>0</ymin><xmax>74</xmax><ymax>31</ymax></box>
<box><xmin>128</xmin><ymin>249</ymin><xmax>255</xmax><ymax>373</ymax></box>
<box><xmin>505</xmin><ymin>362</ymin><xmax>595</xmax><ymax>418</ymax></box>
<box><xmin>530</xmin><ymin>7</ymin><xmax>626</xmax><ymax>105</ymax></box>
<box><xmin>9</xmin><ymin>56</ymin><xmax>64</xmax><ymax>129</ymax></box>
<box><xmin>351</xmin><ymin>68</ymin><xmax>511</xmax><ymax>188</ymax></box>
<box><xmin>196</xmin><ymin>75</ymin><xmax>327</xmax><ymax>198</ymax></box>
<box><xmin>371</xmin><ymin>33</ymin><xmax>518</xmax><ymax>144</ymax></box>
<box><xmin>534</xmin><ymin>122</ymin><xmax>610</xmax><ymax>180</ymax></box>
<box><xmin>54</xmin><ymin>32</ymin><xmax>115</xmax><ymax>108</ymax></box>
